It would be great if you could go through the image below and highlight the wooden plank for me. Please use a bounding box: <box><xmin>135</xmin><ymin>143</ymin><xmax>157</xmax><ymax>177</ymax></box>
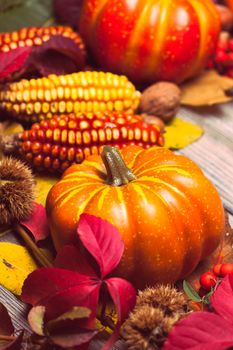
<box><xmin>179</xmin><ymin>106</ymin><xmax>233</xmax><ymax>214</ymax></box>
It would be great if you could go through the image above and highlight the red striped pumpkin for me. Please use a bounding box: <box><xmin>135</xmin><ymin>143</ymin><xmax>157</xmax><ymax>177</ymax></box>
<box><xmin>46</xmin><ymin>145</ymin><xmax>225</xmax><ymax>288</ymax></box>
<box><xmin>79</xmin><ymin>0</ymin><xmax>220</xmax><ymax>84</ymax></box>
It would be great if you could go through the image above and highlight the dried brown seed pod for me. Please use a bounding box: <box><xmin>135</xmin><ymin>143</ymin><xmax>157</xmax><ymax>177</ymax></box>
<box><xmin>0</xmin><ymin>157</ymin><xmax>35</xmax><ymax>225</ymax></box>
<box><xmin>0</xmin><ymin>157</ymin><xmax>51</xmax><ymax>267</ymax></box>
<box><xmin>136</xmin><ymin>285</ymin><xmax>188</xmax><ymax>315</ymax></box>
<box><xmin>139</xmin><ymin>82</ymin><xmax>181</xmax><ymax>123</ymax></box>
<box><xmin>122</xmin><ymin>305</ymin><xmax>177</xmax><ymax>350</ymax></box>
<box><xmin>122</xmin><ymin>285</ymin><xmax>190</xmax><ymax>349</ymax></box>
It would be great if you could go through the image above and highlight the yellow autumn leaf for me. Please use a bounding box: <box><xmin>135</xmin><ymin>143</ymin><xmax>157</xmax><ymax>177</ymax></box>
<box><xmin>0</xmin><ymin>242</ymin><xmax>38</xmax><ymax>295</ymax></box>
<box><xmin>164</xmin><ymin>117</ymin><xmax>204</xmax><ymax>149</ymax></box>
<box><xmin>2</xmin><ymin>121</ymin><xmax>24</xmax><ymax>135</ymax></box>
<box><xmin>35</xmin><ymin>174</ymin><xmax>59</xmax><ymax>206</ymax></box>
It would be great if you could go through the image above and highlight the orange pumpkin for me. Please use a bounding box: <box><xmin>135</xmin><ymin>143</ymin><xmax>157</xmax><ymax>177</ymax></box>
<box><xmin>46</xmin><ymin>146</ymin><xmax>225</xmax><ymax>288</ymax></box>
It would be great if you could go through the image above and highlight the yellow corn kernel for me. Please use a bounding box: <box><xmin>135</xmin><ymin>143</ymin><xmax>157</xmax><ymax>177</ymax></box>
<box><xmin>0</xmin><ymin>71</ymin><xmax>140</xmax><ymax>123</ymax></box>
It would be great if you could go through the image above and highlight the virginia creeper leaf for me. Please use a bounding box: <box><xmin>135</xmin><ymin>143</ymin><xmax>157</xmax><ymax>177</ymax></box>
<box><xmin>0</xmin><ymin>302</ymin><xmax>14</xmax><ymax>335</ymax></box>
<box><xmin>46</xmin><ymin>307</ymin><xmax>98</xmax><ymax>348</ymax></box>
<box><xmin>24</xmin><ymin>35</ymin><xmax>86</xmax><ymax>76</ymax></box>
<box><xmin>42</xmin><ymin>284</ymin><xmax>100</xmax><ymax>322</ymax></box>
<box><xmin>0</xmin><ymin>30</ymin><xmax>86</xmax><ymax>81</ymax></box>
<box><xmin>28</xmin><ymin>306</ymin><xmax>46</xmax><ymax>336</ymax></box>
<box><xmin>49</xmin><ymin>327</ymin><xmax>98</xmax><ymax>348</ymax></box>
<box><xmin>22</xmin><ymin>214</ymin><xmax>135</xmax><ymax>349</ymax></box>
<box><xmin>0</xmin><ymin>304</ymin><xmax>23</xmax><ymax>350</ymax></box>
<box><xmin>0</xmin><ymin>47</ymin><xmax>31</xmax><ymax>80</ymax></box>
<box><xmin>54</xmin><ymin>245</ymin><xmax>97</xmax><ymax>277</ymax></box>
<box><xmin>102</xmin><ymin>277</ymin><xmax>136</xmax><ymax>350</ymax></box>
<box><xmin>0</xmin><ymin>331</ymin><xmax>24</xmax><ymax>350</ymax></box>
<box><xmin>211</xmin><ymin>274</ymin><xmax>233</xmax><ymax>324</ymax></box>
<box><xmin>22</xmin><ymin>267</ymin><xmax>100</xmax><ymax>321</ymax></box>
<box><xmin>21</xmin><ymin>203</ymin><xmax>50</xmax><ymax>242</ymax></box>
<box><xmin>21</xmin><ymin>268</ymin><xmax>93</xmax><ymax>306</ymax></box>
<box><xmin>47</xmin><ymin>306</ymin><xmax>91</xmax><ymax>326</ymax></box>
<box><xmin>163</xmin><ymin>311</ymin><xmax>233</xmax><ymax>350</ymax></box>
<box><xmin>77</xmin><ymin>214</ymin><xmax>124</xmax><ymax>278</ymax></box>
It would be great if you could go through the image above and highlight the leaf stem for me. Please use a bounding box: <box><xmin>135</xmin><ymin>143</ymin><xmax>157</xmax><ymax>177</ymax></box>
<box><xmin>97</xmin><ymin>309</ymin><xmax>116</xmax><ymax>331</ymax></box>
<box><xmin>0</xmin><ymin>334</ymin><xmax>16</xmax><ymax>341</ymax></box>
<box><xmin>14</xmin><ymin>223</ymin><xmax>52</xmax><ymax>268</ymax></box>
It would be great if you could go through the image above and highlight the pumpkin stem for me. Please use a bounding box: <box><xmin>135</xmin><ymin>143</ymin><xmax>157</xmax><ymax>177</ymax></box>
<box><xmin>101</xmin><ymin>146</ymin><xmax>136</xmax><ymax>186</ymax></box>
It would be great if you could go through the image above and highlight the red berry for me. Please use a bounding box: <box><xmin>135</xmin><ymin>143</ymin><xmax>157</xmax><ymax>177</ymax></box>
<box><xmin>220</xmin><ymin>263</ymin><xmax>233</xmax><ymax>277</ymax></box>
<box><xmin>200</xmin><ymin>272</ymin><xmax>217</xmax><ymax>291</ymax></box>
<box><xmin>213</xmin><ymin>263</ymin><xmax>222</xmax><ymax>277</ymax></box>
<box><xmin>216</xmin><ymin>51</ymin><xmax>228</xmax><ymax>63</ymax></box>
<box><xmin>229</xmin><ymin>39</ymin><xmax>233</xmax><ymax>50</ymax></box>
<box><xmin>225</xmin><ymin>68</ymin><xmax>233</xmax><ymax>77</ymax></box>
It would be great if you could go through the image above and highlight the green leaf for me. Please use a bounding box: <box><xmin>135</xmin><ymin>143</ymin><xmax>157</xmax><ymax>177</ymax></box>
<box><xmin>164</xmin><ymin>117</ymin><xmax>204</xmax><ymax>150</ymax></box>
<box><xmin>203</xmin><ymin>290</ymin><xmax>214</xmax><ymax>305</ymax></box>
<box><xmin>183</xmin><ymin>280</ymin><xmax>202</xmax><ymax>302</ymax></box>
<box><xmin>0</xmin><ymin>0</ymin><xmax>23</xmax><ymax>12</ymax></box>
<box><xmin>0</xmin><ymin>0</ymin><xmax>54</xmax><ymax>32</ymax></box>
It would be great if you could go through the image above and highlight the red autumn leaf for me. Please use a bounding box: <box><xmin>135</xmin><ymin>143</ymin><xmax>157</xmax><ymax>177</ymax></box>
<box><xmin>22</xmin><ymin>215</ymin><xmax>136</xmax><ymax>350</ymax></box>
<box><xmin>77</xmin><ymin>214</ymin><xmax>124</xmax><ymax>278</ymax></box>
<box><xmin>54</xmin><ymin>0</ymin><xmax>84</xmax><ymax>29</ymax></box>
<box><xmin>102</xmin><ymin>277</ymin><xmax>137</xmax><ymax>350</ymax></box>
<box><xmin>0</xmin><ymin>332</ymin><xmax>24</xmax><ymax>350</ymax></box>
<box><xmin>43</xmin><ymin>284</ymin><xmax>100</xmax><ymax>322</ymax></box>
<box><xmin>0</xmin><ymin>303</ymin><xmax>24</xmax><ymax>350</ymax></box>
<box><xmin>163</xmin><ymin>311</ymin><xmax>233</xmax><ymax>350</ymax></box>
<box><xmin>211</xmin><ymin>274</ymin><xmax>233</xmax><ymax>324</ymax></box>
<box><xmin>0</xmin><ymin>47</ymin><xmax>31</xmax><ymax>80</ymax></box>
<box><xmin>0</xmin><ymin>302</ymin><xmax>14</xmax><ymax>336</ymax></box>
<box><xmin>28</xmin><ymin>305</ymin><xmax>45</xmax><ymax>336</ymax></box>
<box><xmin>24</xmin><ymin>35</ymin><xmax>86</xmax><ymax>77</ymax></box>
<box><xmin>54</xmin><ymin>245</ymin><xmax>97</xmax><ymax>277</ymax></box>
<box><xmin>28</xmin><ymin>305</ymin><xmax>98</xmax><ymax>348</ymax></box>
<box><xmin>0</xmin><ymin>30</ymin><xmax>86</xmax><ymax>81</ymax></box>
<box><xmin>48</xmin><ymin>311</ymin><xmax>99</xmax><ymax>348</ymax></box>
<box><xmin>49</xmin><ymin>327</ymin><xmax>98</xmax><ymax>348</ymax></box>
<box><xmin>21</xmin><ymin>203</ymin><xmax>50</xmax><ymax>242</ymax></box>
<box><xmin>21</xmin><ymin>267</ymin><xmax>100</xmax><ymax>321</ymax></box>
<box><xmin>21</xmin><ymin>268</ymin><xmax>93</xmax><ymax>305</ymax></box>
<box><xmin>105</xmin><ymin>278</ymin><xmax>136</xmax><ymax>324</ymax></box>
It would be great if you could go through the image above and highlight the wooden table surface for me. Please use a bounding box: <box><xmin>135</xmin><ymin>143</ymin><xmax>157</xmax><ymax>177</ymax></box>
<box><xmin>0</xmin><ymin>104</ymin><xmax>233</xmax><ymax>349</ymax></box>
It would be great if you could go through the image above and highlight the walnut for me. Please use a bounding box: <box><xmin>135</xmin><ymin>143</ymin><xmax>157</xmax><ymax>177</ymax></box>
<box><xmin>141</xmin><ymin>114</ymin><xmax>165</xmax><ymax>132</ymax></box>
<box><xmin>139</xmin><ymin>82</ymin><xmax>181</xmax><ymax>123</ymax></box>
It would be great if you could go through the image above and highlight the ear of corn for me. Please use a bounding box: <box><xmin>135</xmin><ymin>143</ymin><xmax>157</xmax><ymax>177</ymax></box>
<box><xmin>0</xmin><ymin>26</ymin><xmax>85</xmax><ymax>53</ymax></box>
<box><xmin>0</xmin><ymin>71</ymin><xmax>141</xmax><ymax>123</ymax></box>
<box><xmin>18</xmin><ymin>112</ymin><xmax>164</xmax><ymax>173</ymax></box>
